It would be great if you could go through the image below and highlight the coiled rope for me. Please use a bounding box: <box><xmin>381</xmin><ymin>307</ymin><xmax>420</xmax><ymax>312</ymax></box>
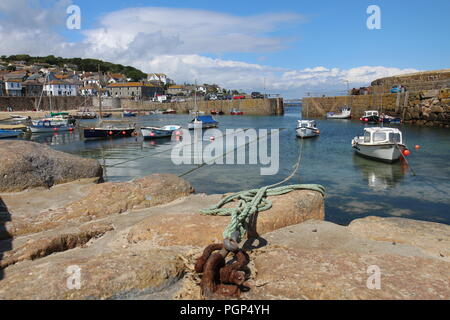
<box><xmin>201</xmin><ymin>135</ymin><xmax>325</xmax><ymax>242</ymax></box>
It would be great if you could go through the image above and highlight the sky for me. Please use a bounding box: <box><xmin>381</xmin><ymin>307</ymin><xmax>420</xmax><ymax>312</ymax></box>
<box><xmin>0</xmin><ymin>0</ymin><xmax>449</xmax><ymax>98</ymax></box>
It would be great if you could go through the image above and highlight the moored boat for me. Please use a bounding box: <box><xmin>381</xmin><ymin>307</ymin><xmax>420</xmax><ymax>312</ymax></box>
<box><xmin>352</xmin><ymin>127</ymin><xmax>409</xmax><ymax>162</ymax></box>
<box><xmin>188</xmin><ymin>115</ymin><xmax>219</xmax><ymax>130</ymax></box>
<box><xmin>163</xmin><ymin>109</ymin><xmax>177</xmax><ymax>114</ymax></box>
<box><xmin>123</xmin><ymin>111</ymin><xmax>137</xmax><ymax>117</ymax></box>
<box><xmin>74</xmin><ymin>111</ymin><xmax>97</xmax><ymax>119</ymax></box>
<box><xmin>141</xmin><ymin>125</ymin><xmax>182</xmax><ymax>139</ymax></box>
<box><xmin>360</xmin><ymin>110</ymin><xmax>381</xmax><ymax>124</ymax></box>
<box><xmin>210</xmin><ymin>110</ymin><xmax>224</xmax><ymax>115</ymax></box>
<box><xmin>29</xmin><ymin>120</ymin><xmax>74</xmax><ymax>133</ymax></box>
<box><xmin>296</xmin><ymin>120</ymin><xmax>320</xmax><ymax>138</ymax></box>
<box><xmin>327</xmin><ymin>107</ymin><xmax>352</xmax><ymax>119</ymax></box>
<box><xmin>381</xmin><ymin>114</ymin><xmax>402</xmax><ymax>124</ymax></box>
<box><xmin>0</xmin><ymin>129</ymin><xmax>23</xmax><ymax>139</ymax></box>
<box><xmin>83</xmin><ymin>126</ymin><xmax>135</xmax><ymax>139</ymax></box>
<box><xmin>230</xmin><ymin>108</ymin><xmax>244</xmax><ymax>115</ymax></box>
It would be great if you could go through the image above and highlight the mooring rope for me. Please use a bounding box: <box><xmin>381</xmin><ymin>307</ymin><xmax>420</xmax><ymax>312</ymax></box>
<box><xmin>200</xmin><ymin>136</ymin><xmax>325</xmax><ymax>242</ymax></box>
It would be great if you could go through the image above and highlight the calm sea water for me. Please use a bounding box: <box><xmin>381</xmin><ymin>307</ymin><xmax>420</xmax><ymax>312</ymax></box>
<box><xmin>22</xmin><ymin>106</ymin><xmax>450</xmax><ymax>226</ymax></box>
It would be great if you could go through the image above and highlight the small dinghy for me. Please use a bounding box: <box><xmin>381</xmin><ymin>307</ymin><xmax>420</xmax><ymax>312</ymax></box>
<box><xmin>327</xmin><ymin>107</ymin><xmax>352</xmax><ymax>119</ymax></box>
<box><xmin>141</xmin><ymin>125</ymin><xmax>182</xmax><ymax>139</ymax></box>
<box><xmin>123</xmin><ymin>111</ymin><xmax>137</xmax><ymax>117</ymax></box>
<box><xmin>10</xmin><ymin>115</ymin><xmax>30</xmax><ymax>122</ymax></box>
<box><xmin>230</xmin><ymin>108</ymin><xmax>244</xmax><ymax>115</ymax></box>
<box><xmin>381</xmin><ymin>114</ymin><xmax>402</xmax><ymax>124</ymax></box>
<box><xmin>352</xmin><ymin>127</ymin><xmax>409</xmax><ymax>163</ymax></box>
<box><xmin>74</xmin><ymin>111</ymin><xmax>97</xmax><ymax>119</ymax></box>
<box><xmin>0</xmin><ymin>129</ymin><xmax>23</xmax><ymax>139</ymax></box>
<box><xmin>296</xmin><ymin>120</ymin><xmax>320</xmax><ymax>138</ymax></box>
<box><xmin>188</xmin><ymin>115</ymin><xmax>219</xmax><ymax>130</ymax></box>
<box><xmin>361</xmin><ymin>110</ymin><xmax>381</xmax><ymax>124</ymax></box>
<box><xmin>163</xmin><ymin>109</ymin><xmax>177</xmax><ymax>114</ymax></box>
<box><xmin>29</xmin><ymin>120</ymin><xmax>74</xmax><ymax>133</ymax></box>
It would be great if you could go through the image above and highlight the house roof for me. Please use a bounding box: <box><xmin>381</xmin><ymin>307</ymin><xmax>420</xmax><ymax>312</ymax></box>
<box><xmin>107</xmin><ymin>82</ymin><xmax>159</xmax><ymax>88</ymax></box>
<box><xmin>47</xmin><ymin>80</ymin><xmax>75</xmax><ymax>85</ymax></box>
<box><xmin>168</xmin><ymin>85</ymin><xmax>185</xmax><ymax>89</ymax></box>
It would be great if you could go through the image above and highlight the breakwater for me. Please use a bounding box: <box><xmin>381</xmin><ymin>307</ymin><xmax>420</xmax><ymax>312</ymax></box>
<box><xmin>302</xmin><ymin>88</ymin><xmax>450</xmax><ymax>128</ymax></box>
<box><xmin>116</xmin><ymin>97</ymin><xmax>284</xmax><ymax>116</ymax></box>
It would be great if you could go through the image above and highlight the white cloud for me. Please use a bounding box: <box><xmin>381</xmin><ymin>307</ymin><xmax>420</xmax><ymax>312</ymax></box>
<box><xmin>0</xmin><ymin>2</ymin><xmax>420</xmax><ymax>97</ymax></box>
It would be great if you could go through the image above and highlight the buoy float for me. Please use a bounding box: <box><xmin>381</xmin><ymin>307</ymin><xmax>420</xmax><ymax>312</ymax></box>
<box><xmin>316</xmin><ymin>130</ymin><xmax>321</xmax><ymax>134</ymax></box>
<box><xmin>122</xmin><ymin>131</ymin><xmax>126</xmax><ymax>135</ymax></box>
<box><xmin>415</xmin><ymin>145</ymin><xmax>421</xmax><ymax>150</ymax></box>
<box><xmin>403</xmin><ymin>149</ymin><xmax>411</xmax><ymax>157</ymax></box>
<box><xmin>108</xmin><ymin>131</ymin><xmax>113</xmax><ymax>135</ymax></box>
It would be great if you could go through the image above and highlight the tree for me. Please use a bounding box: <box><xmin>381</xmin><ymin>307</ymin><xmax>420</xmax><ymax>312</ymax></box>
<box><xmin>6</xmin><ymin>65</ymin><xmax>16</xmax><ymax>71</ymax></box>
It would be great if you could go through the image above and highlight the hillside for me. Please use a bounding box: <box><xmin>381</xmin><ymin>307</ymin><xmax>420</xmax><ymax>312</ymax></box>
<box><xmin>0</xmin><ymin>54</ymin><xmax>147</xmax><ymax>81</ymax></box>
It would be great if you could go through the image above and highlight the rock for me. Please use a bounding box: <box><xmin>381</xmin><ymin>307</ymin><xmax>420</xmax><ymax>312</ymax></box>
<box><xmin>431</xmin><ymin>105</ymin><xmax>444</xmax><ymax>113</ymax></box>
<box><xmin>246</xmin><ymin>220</ymin><xmax>450</xmax><ymax>300</ymax></box>
<box><xmin>421</xmin><ymin>90</ymin><xmax>440</xmax><ymax>99</ymax></box>
<box><xmin>1</xmin><ymin>222</ymin><xmax>114</xmax><ymax>269</ymax></box>
<box><xmin>127</xmin><ymin>189</ymin><xmax>325</xmax><ymax>247</ymax></box>
<box><xmin>0</xmin><ymin>141</ymin><xmax>102</xmax><ymax>192</ymax></box>
<box><xmin>348</xmin><ymin>217</ymin><xmax>450</xmax><ymax>261</ymax></box>
<box><xmin>2</xmin><ymin>174</ymin><xmax>193</xmax><ymax>239</ymax></box>
<box><xmin>0</xmin><ymin>247</ymin><xmax>185</xmax><ymax>300</ymax></box>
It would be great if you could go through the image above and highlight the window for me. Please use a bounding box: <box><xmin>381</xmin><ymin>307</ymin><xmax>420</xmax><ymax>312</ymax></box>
<box><xmin>389</xmin><ymin>133</ymin><xmax>401</xmax><ymax>144</ymax></box>
<box><xmin>373</xmin><ymin>132</ymin><xmax>387</xmax><ymax>142</ymax></box>
<box><xmin>364</xmin><ymin>132</ymin><xmax>371</xmax><ymax>143</ymax></box>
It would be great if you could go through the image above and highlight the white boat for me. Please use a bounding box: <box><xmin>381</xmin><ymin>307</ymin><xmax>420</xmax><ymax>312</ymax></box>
<box><xmin>141</xmin><ymin>125</ymin><xmax>182</xmax><ymax>139</ymax></box>
<box><xmin>352</xmin><ymin>127</ymin><xmax>408</xmax><ymax>162</ymax></box>
<box><xmin>188</xmin><ymin>115</ymin><xmax>219</xmax><ymax>130</ymax></box>
<box><xmin>296</xmin><ymin>120</ymin><xmax>320</xmax><ymax>138</ymax></box>
<box><xmin>10</xmin><ymin>115</ymin><xmax>30</xmax><ymax>121</ymax></box>
<box><xmin>327</xmin><ymin>107</ymin><xmax>352</xmax><ymax>119</ymax></box>
<box><xmin>189</xmin><ymin>110</ymin><xmax>205</xmax><ymax>115</ymax></box>
<box><xmin>30</xmin><ymin>120</ymin><xmax>74</xmax><ymax>133</ymax></box>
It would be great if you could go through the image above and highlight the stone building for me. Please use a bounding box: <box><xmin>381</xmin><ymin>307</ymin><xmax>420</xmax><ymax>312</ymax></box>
<box><xmin>107</xmin><ymin>82</ymin><xmax>164</xmax><ymax>99</ymax></box>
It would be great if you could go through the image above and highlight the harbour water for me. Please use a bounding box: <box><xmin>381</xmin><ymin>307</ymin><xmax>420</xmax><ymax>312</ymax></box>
<box><xmin>21</xmin><ymin>106</ymin><xmax>450</xmax><ymax>226</ymax></box>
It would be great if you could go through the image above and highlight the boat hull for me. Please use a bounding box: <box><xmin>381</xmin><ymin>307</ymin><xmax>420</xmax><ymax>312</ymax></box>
<box><xmin>83</xmin><ymin>128</ymin><xmax>135</xmax><ymax>140</ymax></box>
<box><xmin>296</xmin><ymin>128</ymin><xmax>319</xmax><ymax>138</ymax></box>
<box><xmin>188</xmin><ymin>122</ymin><xmax>218</xmax><ymax>130</ymax></box>
<box><xmin>141</xmin><ymin>126</ymin><xmax>180</xmax><ymax>139</ymax></box>
<box><xmin>30</xmin><ymin>125</ymin><xmax>74</xmax><ymax>133</ymax></box>
<box><xmin>0</xmin><ymin>130</ymin><xmax>22</xmax><ymax>139</ymax></box>
<box><xmin>353</xmin><ymin>143</ymin><xmax>405</xmax><ymax>163</ymax></box>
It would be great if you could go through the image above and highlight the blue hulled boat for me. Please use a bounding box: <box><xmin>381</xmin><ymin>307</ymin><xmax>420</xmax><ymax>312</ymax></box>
<box><xmin>0</xmin><ymin>129</ymin><xmax>23</xmax><ymax>139</ymax></box>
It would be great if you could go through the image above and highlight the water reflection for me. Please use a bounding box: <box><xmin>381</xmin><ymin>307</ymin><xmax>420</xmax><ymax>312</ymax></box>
<box><xmin>352</xmin><ymin>154</ymin><xmax>407</xmax><ymax>191</ymax></box>
<box><xmin>24</xmin><ymin>131</ymin><xmax>81</xmax><ymax>146</ymax></box>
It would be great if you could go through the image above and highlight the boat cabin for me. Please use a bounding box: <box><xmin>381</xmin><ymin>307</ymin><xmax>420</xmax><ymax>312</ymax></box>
<box><xmin>363</xmin><ymin>110</ymin><xmax>379</xmax><ymax>117</ymax></box>
<box><xmin>362</xmin><ymin>128</ymin><xmax>403</xmax><ymax>145</ymax></box>
<box><xmin>298</xmin><ymin>120</ymin><xmax>317</xmax><ymax>128</ymax></box>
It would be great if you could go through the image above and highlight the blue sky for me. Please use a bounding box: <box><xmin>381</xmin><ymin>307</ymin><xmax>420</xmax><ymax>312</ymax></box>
<box><xmin>1</xmin><ymin>0</ymin><xmax>449</xmax><ymax>97</ymax></box>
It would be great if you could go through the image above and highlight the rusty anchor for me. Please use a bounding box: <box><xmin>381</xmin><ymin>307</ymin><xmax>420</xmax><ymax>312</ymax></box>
<box><xmin>195</xmin><ymin>238</ymin><xmax>250</xmax><ymax>298</ymax></box>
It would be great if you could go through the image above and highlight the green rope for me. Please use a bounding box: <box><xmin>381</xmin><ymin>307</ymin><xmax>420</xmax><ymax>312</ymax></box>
<box><xmin>201</xmin><ymin>184</ymin><xmax>325</xmax><ymax>242</ymax></box>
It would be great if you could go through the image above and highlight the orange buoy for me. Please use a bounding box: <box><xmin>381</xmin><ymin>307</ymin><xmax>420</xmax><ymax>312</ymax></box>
<box><xmin>109</xmin><ymin>131</ymin><xmax>113</xmax><ymax>135</ymax></box>
<box><xmin>415</xmin><ymin>145</ymin><xmax>421</xmax><ymax>150</ymax></box>
<box><xmin>403</xmin><ymin>150</ymin><xmax>411</xmax><ymax>157</ymax></box>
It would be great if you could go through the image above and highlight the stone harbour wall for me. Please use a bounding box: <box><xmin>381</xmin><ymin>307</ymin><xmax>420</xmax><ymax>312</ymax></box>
<box><xmin>302</xmin><ymin>88</ymin><xmax>450</xmax><ymax>128</ymax></box>
<box><xmin>0</xmin><ymin>96</ymin><xmax>92</xmax><ymax>111</ymax></box>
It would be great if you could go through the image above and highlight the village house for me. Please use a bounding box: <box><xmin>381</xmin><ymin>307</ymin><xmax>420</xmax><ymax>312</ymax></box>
<box><xmin>166</xmin><ymin>84</ymin><xmax>190</xmax><ymax>96</ymax></box>
<box><xmin>107</xmin><ymin>82</ymin><xmax>164</xmax><ymax>99</ymax></box>
<box><xmin>107</xmin><ymin>73</ymin><xmax>127</xmax><ymax>84</ymax></box>
<box><xmin>23</xmin><ymin>80</ymin><xmax>43</xmax><ymax>96</ymax></box>
<box><xmin>44</xmin><ymin>80</ymin><xmax>77</xmax><ymax>96</ymax></box>
<box><xmin>79</xmin><ymin>85</ymin><xmax>98</xmax><ymax>96</ymax></box>
<box><xmin>4</xmin><ymin>79</ymin><xmax>23</xmax><ymax>96</ymax></box>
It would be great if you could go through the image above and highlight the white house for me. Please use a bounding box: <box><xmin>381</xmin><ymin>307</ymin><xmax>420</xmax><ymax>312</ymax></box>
<box><xmin>148</xmin><ymin>73</ymin><xmax>173</xmax><ymax>85</ymax></box>
<box><xmin>5</xmin><ymin>80</ymin><xmax>23</xmax><ymax>96</ymax></box>
<box><xmin>44</xmin><ymin>80</ymin><xmax>77</xmax><ymax>96</ymax></box>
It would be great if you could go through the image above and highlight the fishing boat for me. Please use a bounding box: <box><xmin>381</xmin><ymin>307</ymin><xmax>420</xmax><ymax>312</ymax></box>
<box><xmin>84</xmin><ymin>126</ymin><xmax>135</xmax><ymax>139</ymax></box>
<box><xmin>10</xmin><ymin>115</ymin><xmax>30</xmax><ymax>122</ymax></box>
<box><xmin>360</xmin><ymin>110</ymin><xmax>381</xmax><ymax>124</ymax></box>
<box><xmin>327</xmin><ymin>107</ymin><xmax>352</xmax><ymax>119</ymax></box>
<box><xmin>163</xmin><ymin>109</ymin><xmax>177</xmax><ymax>114</ymax></box>
<box><xmin>210</xmin><ymin>110</ymin><xmax>224</xmax><ymax>115</ymax></box>
<box><xmin>45</xmin><ymin>112</ymin><xmax>77</xmax><ymax>126</ymax></box>
<box><xmin>151</xmin><ymin>110</ymin><xmax>164</xmax><ymax>115</ymax></box>
<box><xmin>141</xmin><ymin>125</ymin><xmax>182</xmax><ymax>139</ymax></box>
<box><xmin>30</xmin><ymin>120</ymin><xmax>75</xmax><ymax>133</ymax></box>
<box><xmin>296</xmin><ymin>120</ymin><xmax>320</xmax><ymax>138</ymax></box>
<box><xmin>188</xmin><ymin>115</ymin><xmax>219</xmax><ymax>130</ymax></box>
<box><xmin>123</xmin><ymin>111</ymin><xmax>137</xmax><ymax>117</ymax></box>
<box><xmin>0</xmin><ymin>129</ymin><xmax>23</xmax><ymax>139</ymax></box>
<box><xmin>381</xmin><ymin>114</ymin><xmax>402</xmax><ymax>124</ymax></box>
<box><xmin>352</xmin><ymin>127</ymin><xmax>409</xmax><ymax>162</ymax></box>
<box><xmin>230</xmin><ymin>108</ymin><xmax>244</xmax><ymax>115</ymax></box>
<box><xmin>74</xmin><ymin>111</ymin><xmax>97</xmax><ymax>119</ymax></box>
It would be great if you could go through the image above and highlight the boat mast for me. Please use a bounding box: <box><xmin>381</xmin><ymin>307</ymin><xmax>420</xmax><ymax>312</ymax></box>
<box><xmin>98</xmin><ymin>65</ymin><xmax>103</xmax><ymax>122</ymax></box>
<box><xmin>194</xmin><ymin>79</ymin><xmax>198</xmax><ymax>115</ymax></box>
